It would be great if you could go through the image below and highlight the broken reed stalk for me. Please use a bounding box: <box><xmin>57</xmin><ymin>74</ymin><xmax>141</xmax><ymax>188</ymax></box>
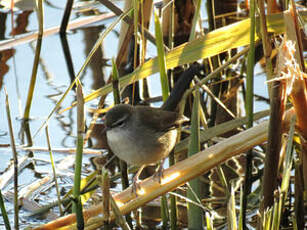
<box><xmin>259</xmin><ymin>5</ymin><xmax>307</xmax><ymax>225</ymax></box>
<box><xmin>292</xmin><ymin>78</ymin><xmax>307</xmax><ymax>189</ymax></box>
<box><xmin>33</xmin><ymin>110</ymin><xmax>294</xmax><ymax>229</ymax></box>
<box><xmin>259</xmin><ymin>0</ymin><xmax>284</xmax><ymax>214</ymax></box>
<box><xmin>289</xmin><ymin>71</ymin><xmax>307</xmax><ymax>228</ymax></box>
<box><xmin>72</xmin><ymin>82</ymin><xmax>85</xmax><ymax>227</ymax></box>
<box><xmin>284</xmin><ymin>6</ymin><xmax>307</xmax><ymax>192</ymax></box>
<box><xmin>261</xmin><ymin>14</ymin><xmax>287</xmax><ymax>211</ymax></box>
<box><xmin>282</xmin><ymin>7</ymin><xmax>307</xmax><ymax>228</ymax></box>
<box><xmin>4</xmin><ymin>88</ymin><xmax>18</xmax><ymax>230</ymax></box>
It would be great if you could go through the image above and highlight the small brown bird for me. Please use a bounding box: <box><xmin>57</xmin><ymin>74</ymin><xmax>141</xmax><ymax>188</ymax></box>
<box><xmin>105</xmin><ymin>63</ymin><xmax>202</xmax><ymax>192</ymax></box>
<box><xmin>105</xmin><ymin>104</ymin><xmax>188</xmax><ymax>192</ymax></box>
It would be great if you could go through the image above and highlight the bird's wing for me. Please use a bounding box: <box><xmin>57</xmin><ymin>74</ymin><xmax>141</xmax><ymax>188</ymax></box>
<box><xmin>136</xmin><ymin>106</ymin><xmax>188</xmax><ymax>132</ymax></box>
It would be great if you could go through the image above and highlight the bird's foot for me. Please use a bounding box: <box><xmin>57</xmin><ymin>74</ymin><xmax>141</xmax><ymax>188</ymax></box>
<box><xmin>153</xmin><ymin>164</ymin><xmax>164</xmax><ymax>184</ymax></box>
<box><xmin>131</xmin><ymin>175</ymin><xmax>142</xmax><ymax>196</ymax></box>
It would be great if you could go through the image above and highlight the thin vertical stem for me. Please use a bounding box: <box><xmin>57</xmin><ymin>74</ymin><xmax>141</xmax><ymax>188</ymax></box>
<box><xmin>206</xmin><ymin>0</ymin><xmax>221</xmax><ymax>128</ymax></box>
<box><xmin>24</xmin><ymin>0</ymin><xmax>43</xmax><ymax>119</ymax></box>
<box><xmin>161</xmin><ymin>194</ymin><xmax>170</xmax><ymax>229</ymax></box>
<box><xmin>189</xmin><ymin>0</ymin><xmax>202</xmax><ymax>41</ymax></box>
<box><xmin>0</xmin><ymin>189</ymin><xmax>11</xmax><ymax>230</ymax></box>
<box><xmin>100</xmin><ymin>168</ymin><xmax>111</xmax><ymax>229</ymax></box>
<box><xmin>5</xmin><ymin>88</ymin><xmax>18</xmax><ymax>230</ymax></box>
<box><xmin>154</xmin><ymin>11</ymin><xmax>169</xmax><ymax>101</ymax></box>
<box><xmin>23</xmin><ymin>0</ymin><xmax>44</xmax><ymax>146</ymax></box>
<box><xmin>243</xmin><ymin>0</ymin><xmax>256</xmax><ymax>228</ymax></box>
<box><xmin>45</xmin><ymin>126</ymin><xmax>63</xmax><ymax>215</ymax></box>
<box><xmin>167</xmin><ymin>4</ymin><xmax>177</xmax><ymax>228</ymax></box>
<box><xmin>112</xmin><ymin>59</ymin><xmax>129</xmax><ymax>191</ymax></box>
<box><xmin>187</xmin><ymin>87</ymin><xmax>203</xmax><ymax>229</ymax></box>
<box><xmin>154</xmin><ymin>10</ymin><xmax>170</xmax><ymax>227</ymax></box>
<box><xmin>259</xmin><ymin>0</ymin><xmax>284</xmax><ymax>217</ymax></box>
<box><xmin>60</xmin><ymin>0</ymin><xmax>74</xmax><ymax>34</ymax></box>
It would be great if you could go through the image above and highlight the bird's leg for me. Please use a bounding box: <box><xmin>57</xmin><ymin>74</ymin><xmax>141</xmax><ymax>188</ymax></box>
<box><xmin>132</xmin><ymin>165</ymin><xmax>145</xmax><ymax>195</ymax></box>
<box><xmin>153</xmin><ymin>158</ymin><xmax>166</xmax><ymax>184</ymax></box>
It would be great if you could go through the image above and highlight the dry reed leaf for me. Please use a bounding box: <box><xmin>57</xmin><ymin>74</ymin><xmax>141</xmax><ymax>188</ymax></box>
<box><xmin>266</xmin><ymin>38</ymin><xmax>307</xmax><ymax>96</ymax></box>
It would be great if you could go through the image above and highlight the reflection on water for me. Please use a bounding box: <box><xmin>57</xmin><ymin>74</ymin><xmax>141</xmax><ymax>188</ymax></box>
<box><xmin>0</xmin><ymin>1</ymin><xmax>116</xmax><ymax>226</ymax></box>
<box><xmin>0</xmin><ymin>2</ymin><xmax>114</xmax><ymax>147</ymax></box>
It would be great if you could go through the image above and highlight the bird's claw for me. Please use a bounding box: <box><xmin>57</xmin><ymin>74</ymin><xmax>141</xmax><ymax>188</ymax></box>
<box><xmin>153</xmin><ymin>164</ymin><xmax>164</xmax><ymax>184</ymax></box>
<box><xmin>132</xmin><ymin>176</ymin><xmax>142</xmax><ymax>196</ymax></box>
